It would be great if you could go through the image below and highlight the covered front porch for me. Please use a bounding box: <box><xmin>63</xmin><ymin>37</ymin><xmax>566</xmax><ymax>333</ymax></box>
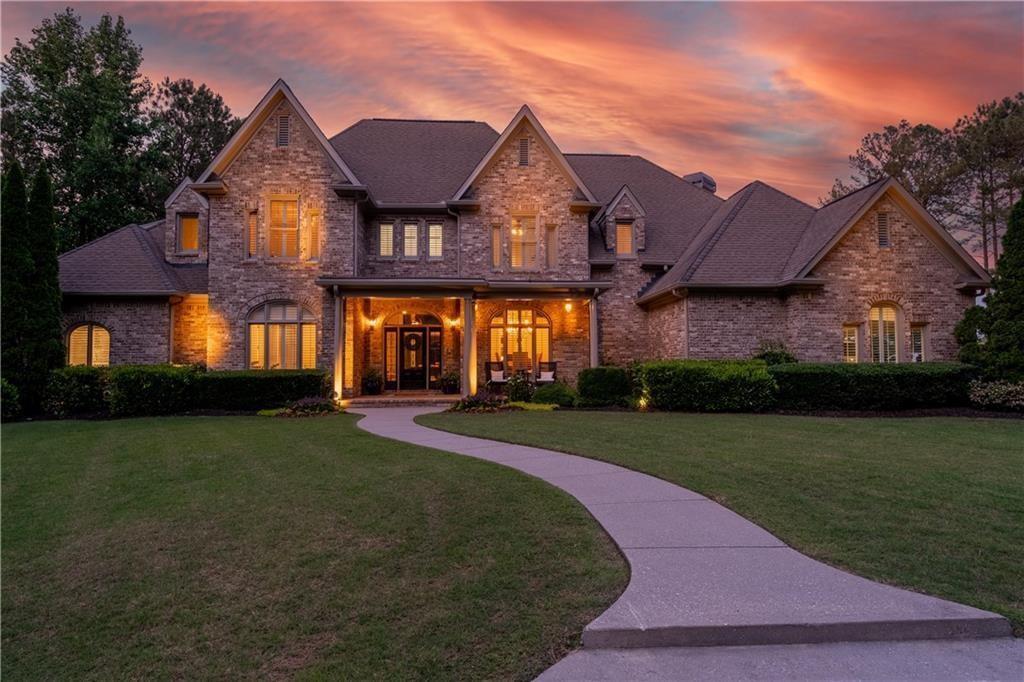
<box><xmin>319</xmin><ymin>279</ymin><xmax>607</xmax><ymax>400</ymax></box>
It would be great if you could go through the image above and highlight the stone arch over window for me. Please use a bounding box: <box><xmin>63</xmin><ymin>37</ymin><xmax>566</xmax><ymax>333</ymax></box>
<box><xmin>67</xmin><ymin>323</ymin><xmax>110</xmax><ymax>367</ymax></box>
<box><xmin>246</xmin><ymin>301</ymin><xmax>318</xmax><ymax>370</ymax></box>
<box><xmin>488</xmin><ymin>307</ymin><xmax>551</xmax><ymax>374</ymax></box>
<box><xmin>868</xmin><ymin>301</ymin><xmax>903</xmax><ymax>363</ymax></box>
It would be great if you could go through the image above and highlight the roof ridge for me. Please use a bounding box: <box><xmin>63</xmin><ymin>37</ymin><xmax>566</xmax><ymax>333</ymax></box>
<box><xmin>681</xmin><ymin>184</ymin><xmax>757</xmax><ymax>282</ymax></box>
<box><xmin>564</xmin><ymin>152</ymin><xmax>636</xmax><ymax>158</ymax></box>
<box><xmin>818</xmin><ymin>176</ymin><xmax>889</xmax><ymax>208</ymax></box>
<box><xmin>369</xmin><ymin>117</ymin><xmax>485</xmax><ymax>124</ymax></box>
<box><xmin>750</xmin><ymin>180</ymin><xmax>815</xmax><ymax>210</ymax></box>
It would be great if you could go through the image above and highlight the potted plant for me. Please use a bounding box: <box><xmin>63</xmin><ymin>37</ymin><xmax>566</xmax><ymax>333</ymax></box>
<box><xmin>440</xmin><ymin>370</ymin><xmax>461</xmax><ymax>394</ymax></box>
<box><xmin>361</xmin><ymin>367</ymin><xmax>383</xmax><ymax>395</ymax></box>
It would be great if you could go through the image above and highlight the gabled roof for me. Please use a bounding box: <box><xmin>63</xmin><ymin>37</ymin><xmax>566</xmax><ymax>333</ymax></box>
<box><xmin>595</xmin><ymin>184</ymin><xmax>647</xmax><ymax>222</ymax></box>
<box><xmin>59</xmin><ymin>221</ymin><xmax>207</xmax><ymax>296</ymax></box>
<box><xmin>331</xmin><ymin>119</ymin><xmax>498</xmax><ymax>204</ymax></box>
<box><xmin>568</xmin><ymin>154</ymin><xmax>723</xmax><ymax>264</ymax></box>
<box><xmin>453</xmin><ymin>105</ymin><xmax>597</xmax><ymax>203</ymax></box>
<box><xmin>164</xmin><ymin>177</ymin><xmax>207</xmax><ymax>209</ymax></box>
<box><xmin>638</xmin><ymin>176</ymin><xmax>991</xmax><ymax>305</ymax></box>
<box><xmin>196</xmin><ymin>79</ymin><xmax>359</xmax><ymax>186</ymax></box>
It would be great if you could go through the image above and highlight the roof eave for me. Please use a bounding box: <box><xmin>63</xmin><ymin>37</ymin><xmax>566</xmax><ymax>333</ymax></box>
<box><xmin>636</xmin><ymin>278</ymin><xmax>826</xmax><ymax>307</ymax></box>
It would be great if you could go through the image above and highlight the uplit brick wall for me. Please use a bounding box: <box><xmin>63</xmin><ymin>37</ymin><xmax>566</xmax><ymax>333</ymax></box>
<box><xmin>645</xmin><ymin>297</ymin><xmax>688</xmax><ymax>359</ymax></box>
<box><xmin>63</xmin><ymin>298</ymin><xmax>170</xmax><ymax>365</ymax></box>
<box><xmin>206</xmin><ymin>100</ymin><xmax>351</xmax><ymax>370</ymax></box>
<box><xmin>171</xmin><ymin>294</ymin><xmax>209</xmax><ymax>365</ymax></box>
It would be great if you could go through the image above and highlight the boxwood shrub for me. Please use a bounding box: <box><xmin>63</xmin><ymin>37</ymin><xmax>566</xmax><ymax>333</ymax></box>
<box><xmin>44</xmin><ymin>366</ymin><xmax>109</xmax><ymax>418</ymax></box>
<box><xmin>532</xmin><ymin>382</ymin><xmax>577</xmax><ymax>407</ymax></box>
<box><xmin>106</xmin><ymin>365</ymin><xmax>201</xmax><ymax>417</ymax></box>
<box><xmin>635</xmin><ymin>360</ymin><xmax>777</xmax><ymax>412</ymax></box>
<box><xmin>576</xmin><ymin>366</ymin><xmax>632</xmax><ymax>407</ymax></box>
<box><xmin>768</xmin><ymin>362</ymin><xmax>978</xmax><ymax>411</ymax></box>
<box><xmin>196</xmin><ymin>369</ymin><xmax>330</xmax><ymax>410</ymax></box>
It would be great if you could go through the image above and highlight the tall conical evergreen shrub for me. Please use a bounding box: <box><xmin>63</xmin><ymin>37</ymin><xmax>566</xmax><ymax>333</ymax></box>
<box><xmin>1</xmin><ymin>162</ymin><xmax>35</xmax><ymax>402</ymax></box>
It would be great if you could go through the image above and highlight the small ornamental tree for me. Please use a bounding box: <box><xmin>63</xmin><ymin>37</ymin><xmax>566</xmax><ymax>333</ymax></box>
<box><xmin>957</xmin><ymin>197</ymin><xmax>1024</xmax><ymax>380</ymax></box>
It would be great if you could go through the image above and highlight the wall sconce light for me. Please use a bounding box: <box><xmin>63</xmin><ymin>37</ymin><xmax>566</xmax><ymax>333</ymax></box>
<box><xmin>564</xmin><ymin>302</ymin><xmax>573</xmax><ymax>313</ymax></box>
<box><xmin>446</xmin><ymin>317</ymin><xmax>461</xmax><ymax>329</ymax></box>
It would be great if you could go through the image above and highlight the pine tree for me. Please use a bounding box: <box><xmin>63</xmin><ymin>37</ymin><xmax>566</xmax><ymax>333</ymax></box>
<box><xmin>1</xmin><ymin>162</ymin><xmax>35</xmax><ymax>399</ymax></box>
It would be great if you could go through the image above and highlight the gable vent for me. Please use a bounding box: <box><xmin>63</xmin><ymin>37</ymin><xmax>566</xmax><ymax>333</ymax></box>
<box><xmin>877</xmin><ymin>212</ymin><xmax>891</xmax><ymax>247</ymax></box>
<box><xmin>277</xmin><ymin>115</ymin><xmax>291</xmax><ymax>147</ymax></box>
<box><xmin>518</xmin><ymin>137</ymin><xmax>529</xmax><ymax>166</ymax></box>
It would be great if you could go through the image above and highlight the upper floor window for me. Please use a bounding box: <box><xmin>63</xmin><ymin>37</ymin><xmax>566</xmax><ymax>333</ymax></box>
<box><xmin>842</xmin><ymin>325</ymin><xmax>858</xmax><ymax>363</ymax></box>
<box><xmin>545</xmin><ymin>224</ymin><xmax>558</xmax><ymax>269</ymax></box>
<box><xmin>247</xmin><ymin>302</ymin><xmax>316</xmax><ymax>370</ymax></box>
<box><xmin>616</xmin><ymin>221</ymin><xmax>634</xmax><ymax>257</ymax></box>
<box><xmin>67</xmin><ymin>323</ymin><xmax>110</xmax><ymax>367</ymax></box>
<box><xmin>246</xmin><ymin>210</ymin><xmax>258</xmax><ymax>259</ymax></box>
<box><xmin>877</xmin><ymin>212</ymin><xmax>891</xmax><ymax>248</ymax></box>
<box><xmin>911</xmin><ymin>325</ymin><xmax>926</xmax><ymax>362</ymax></box>
<box><xmin>306</xmin><ymin>209</ymin><xmax>321</xmax><ymax>260</ymax></box>
<box><xmin>518</xmin><ymin>137</ymin><xmax>529</xmax><ymax>166</ymax></box>
<box><xmin>276</xmin><ymin>115</ymin><xmax>291</xmax><ymax>147</ymax></box>
<box><xmin>177</xmin><ymin>214</ymin><xmax>199</xmax><ymax>254</ymax></box>
<box><xmin>428</xmin><ymin>222</ymin><xmax>443</xmax><ymax>259</ymax></box>
<box><xmin>268</xmin><ymin>198</ymin><xmax>299</xmax><ymax>258</ymax></box>
<box><xmin>378</xmin><ymin>222</ymin><xmax>394</xmax><ymax>257</ymax></box>
<box><xmin>403</xmin><ymin>222</ymin><xmax>419</xmax><ymax>258</ymax></box>
<box><xmin>869</xmin><ymin>303</ymin><xmax>899</xmax><ymax>363</ymax></box>
<box><xmin>510</xmin><ymin>215</ymin><xmax>537</xmax><ymax>269</ymax></box>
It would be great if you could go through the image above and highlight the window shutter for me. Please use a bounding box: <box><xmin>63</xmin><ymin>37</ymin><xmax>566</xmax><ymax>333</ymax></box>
<box><xmin>428</xmin><ymin>223</ymin><xmax>443</xmax><ymax>258</ymax></box>
<box><xmin>404</xmin><ymin>223</ymin><xmax>418</xmax><ymax>257</ymax></box>
<box><xmin>307</xmin><ymin>210</ymin><xmax>321</xmax><ymax>260</ymax></box>
<box><xmin>491</xmin><ymin>225</ymin><xmax>502</xmax><ymax>268</ymax></box>
<box><xmin>379</xmin><ymin>222</ymin><xmax>394</xmax><ymax>257</ymax></box>
<box><xmin>877</xmin><ymin>213</ymin><xmax>891</xmax><ymax>247</ymax></box>
<box><xmin>247</xmin><ymin>210</ymin><xmax>258</xmax><ymax>258</ymax></box>
<box><xmin>518</xmin><ymin>138</ymin><xmax>529</xmax><ymax>166</ymax></box>
<box><xmin>545</xmin><ymin>224</ymin><xmax>557</xmax><ymax>268</ymax></box>
<box><xmin>277</xmin><ymin>115</ymin><xmax>291</xmax><ymax>147</ymax></box>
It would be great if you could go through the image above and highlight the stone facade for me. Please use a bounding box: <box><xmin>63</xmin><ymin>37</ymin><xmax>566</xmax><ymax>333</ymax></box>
<box><xmin>63</xmin><ymin>298</ymin><xmax>170</xmax><ymax>365</ymax></box>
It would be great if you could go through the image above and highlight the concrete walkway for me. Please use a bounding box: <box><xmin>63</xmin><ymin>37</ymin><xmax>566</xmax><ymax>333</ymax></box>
<box><xmin>352</xmin><ymin>407</ymin><xmax>1023</xmax><ymax>680</ymax></box>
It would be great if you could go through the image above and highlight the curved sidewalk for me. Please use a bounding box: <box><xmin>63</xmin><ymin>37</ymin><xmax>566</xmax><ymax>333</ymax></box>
<box><xmin>352</xmin><ymin>407</ymin><xmax>1020</xmax><ymax>679</ymax></box>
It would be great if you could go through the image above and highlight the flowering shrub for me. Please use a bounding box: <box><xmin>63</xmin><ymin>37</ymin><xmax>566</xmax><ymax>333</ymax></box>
<box><xmin>505</xmin><ymin>372</ymin><xmax>535</xmax><ymax>402</ymax></box>
<box><xmin>969</xmin><ymin>380</ymin><xmax>1024</xmax><ymax>412</ymax></box>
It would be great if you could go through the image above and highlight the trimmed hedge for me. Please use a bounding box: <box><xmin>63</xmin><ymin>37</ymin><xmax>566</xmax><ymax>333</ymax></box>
<box><xmin>577</xmin><ymin>366</ymin><xmax>632</xmax><ymax>407</ymax></box>
<box><xmin>768</xmin><ymin>362</ymin><xmax>977</xmax><ymax>411</ymax></box>
<box><xmin>532</xmin><ymin>382</ymin><xmax>577</xmax><ymax>407</ymax></box>
<box><xmin>44</xmin><ymin>366</ymin><xmax>109</xmax><ymax>418</ymax></box>
<box><xmin>107</xmin><ymin>365</ymin><xmax>201</xmax><ymax>417</ymax></box>
<box><xmin>636</xmin><ymin>360</ymin><xmax>777</xmax><ymax>412</ymax></box>
<box><xmin>196</xmin><ymin>370</ymin><xmax>329</xmax><ymax>411</ymax></box>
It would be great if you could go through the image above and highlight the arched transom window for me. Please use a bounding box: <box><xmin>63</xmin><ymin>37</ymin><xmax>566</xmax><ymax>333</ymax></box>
<box><xmin>489</xmin><ymin>308</ymin><xmax>551</xmax><ymax>374</ymax></box>
<box><xmin>67</xmin><ymin>323</ymin><xmax>110</xmax><ymax>367</ymax></box>
<box><xmin>869</xmin><ymin>303</ymin><xmax>899</xmax><ymax>363</ymax></box>
<box><xmin>247</xmin><ymin>302</ymin><xmax>317</xmax><ymax>370</ymax></box>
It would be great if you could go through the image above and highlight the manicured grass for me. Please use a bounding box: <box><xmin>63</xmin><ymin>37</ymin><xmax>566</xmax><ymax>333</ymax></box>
<box><xmin>1</xmin><ymin>415</ymin><xmax>626</xmax><ymax>680</ymax></box>
<box><xmin>419</xmin><ymin>411</ymin><xmax>1024</xmax><ymax>634</ymax></box>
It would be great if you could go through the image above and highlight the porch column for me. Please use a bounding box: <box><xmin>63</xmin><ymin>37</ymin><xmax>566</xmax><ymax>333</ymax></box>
<box><xmin>589</xmin><ymin>296</ymin><xmax>599</xmax><ymax>367</ymax></box>
<box><xmin>333</xmin><ymin>292</ymin><xmax>346</xmax><ymax>400</ymax></box>
<box><xmin>462</xmin><ymin>296</ymin><xmax>477</xmax><ymax>396</ymax></box>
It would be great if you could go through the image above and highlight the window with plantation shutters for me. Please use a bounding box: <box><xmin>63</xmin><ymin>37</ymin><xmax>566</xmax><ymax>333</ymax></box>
<box><xmin>268</xmin><ymin>198</ymin><xmax>299</xmax><ymax>258</ymax></box>
<box><xmin>842</xmin><ymin>326</ymin><xmax>858</xmax><ymax>363</ymax></box>
<box><xmin>877</xmin><ymin>212</ymin><xmax>891</xmax><ymax>247</ymax></box>
<box><xmin>67</xmin><ymin>324</ymin><xmax>110</xmax><ymax>367</ymax></box>
<box><xmin>403</xmin><ymin>223</ymin><xmax>418</xmax><ymax>258</ymax></box>
<box><xmin>518</xmin><ymin>137</ymin><xmax>529</xmax><ymax>166</ymax></box>
<box><xmin>428</xmin><ymin>222</ymin><xmax>443</xmax><ymax>259</ymax></box>
<box><xmin>277</xmin><ymin>115</ymin><xmax>291</xmax><ymax>147</ymax></box>
<box><xmin>510</xmin><ymin>215</ymin><xmax>537</xmax><ymax>269</ymax></box>
<box><xmin>247</xmin><ymin>302</ymin><xmax>317</xmax><ymax>370</ymax></box>
<box><xmin>247</xmin><ymin>210</ymin><xmax>258</xmax><ymax>259</ymax></box>
<box><xmin>379</xmin><ymin>222</ymin><xmax>394</xmax><ymax>257</ymax></box>
<box><xmin>869</xmin><ymin>304</ymin><xmax>899</xmax><ymax>363</ymax></box>
<box><xmin>489</xmin><ymin>308</ymin><xmax>551</xmax><ymax>375</ymax></box>
<box><xmin>616</xmin><ymin>221</ymin><xmax>634</xmax><ymax>257</ymax></box>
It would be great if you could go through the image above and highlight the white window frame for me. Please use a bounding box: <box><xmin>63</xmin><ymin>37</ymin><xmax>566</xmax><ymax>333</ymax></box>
<box><xmin>509</xmin><ymin>214</ymin><xmax>537</xmax><ymax>270</ymax></box>
<box><xmin>378</xmin><ymin>222</ymin><xmax>394</xmax><ymax>258</ymax></box>
<box><xmin>403</xmin><ymin>222</ymin><xmax>419</xmax><ymax>259</ymax></box>
<box><xmin>869</xmin><ymin>303</ymin><xmax>900</xmax><ymax>363</ymax></box>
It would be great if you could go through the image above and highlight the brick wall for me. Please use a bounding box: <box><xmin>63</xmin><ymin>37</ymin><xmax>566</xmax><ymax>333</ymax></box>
<box><xmin>460</xmin><ymin>124</ymin><xmax>590</xmax><ymax>280</ymax></box>
<box><xmin>685</xmin><ymin>293</ymin><xmax>785</xmax><ymax>359</ymax></box>
<box><xmin>646</xmin><ymin>297</ymin><xmax>687</xmax><ymax>358</ymax></box>
<box><xmin>164</xmin><ymin>187</ymin><xmax>209</xmax><ymax>264</ymax></box>
<box><xmin>206</xmin><ymin>100</ymin><xmax>351</xmax><ymax>369</ymax></box>
<box><xmin>171</xmin><ymin>294</ymin><xmax>209</xmax><ymax>365</ymax></box>
<box><xmin>63</xmin><ymin>298</ymin><xmax>170</xmax><ymax>365</ymax></box>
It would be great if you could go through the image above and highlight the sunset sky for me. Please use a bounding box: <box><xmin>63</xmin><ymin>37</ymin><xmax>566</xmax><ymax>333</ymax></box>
<box><xmin>3</xmin><ymin>2</ymin><xmax>1022</xmax><ymax>201</ymax></box>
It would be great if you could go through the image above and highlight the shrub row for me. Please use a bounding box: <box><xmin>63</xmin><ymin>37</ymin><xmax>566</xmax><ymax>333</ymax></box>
<box><xmin>576</xmin><ymin>366</ymin><xmax>632</xmax><ymax>407</ymax></box>
<box><xmin>43</xmin><ymin>365</ymin><xmax>329</xmax><ymax>418</ymax></box>
<box><xmin>768</xmin><ymin>362</ymin><xmax>977</xmax><ymax>411</ymax></box>
<box><xmin>635</xmin><ymin>360</ymin><xmax>776</xmax><ymax>412</ymax></box>
<box><xmin>968</xmin><ymin>379</ymin><xmax>1024</xmax><ymax>412</ymax></box>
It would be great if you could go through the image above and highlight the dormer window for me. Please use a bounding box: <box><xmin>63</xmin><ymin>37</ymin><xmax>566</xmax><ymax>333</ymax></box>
<box><xmin>877</xmin><ymin>212</ymin><xmax>891</xmax><ymax>248</ymax></box>
<box><xmin>177</xmin><ymin>214</ymin><xmax>199</xmax><ymax>254</ymax></box>
<box><xmin>518</xmin><ymin>137</ymin><xmax>529</xmax><ymax>166</ymax></box>
<box><xmin>276</xmin><ymin>115</ymin><xmax>291</xmax><ymax>147</ymax></box>
<box><xmin>616</xmin><ymin>221</ymin><xmax>634</xmax><ymax>257</ymax></box>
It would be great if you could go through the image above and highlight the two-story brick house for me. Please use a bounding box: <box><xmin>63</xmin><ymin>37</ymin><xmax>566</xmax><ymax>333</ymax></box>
<box><xmin>59</xmin><ymin>80</ymin><xmax>991</xmax><ymax>399</ymax></box>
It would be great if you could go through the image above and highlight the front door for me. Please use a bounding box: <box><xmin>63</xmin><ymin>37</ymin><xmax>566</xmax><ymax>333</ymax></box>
<box><xmin>399</xmin><ymin>328</ymin><xmax>427</xmax><ymax>390</ymax></box>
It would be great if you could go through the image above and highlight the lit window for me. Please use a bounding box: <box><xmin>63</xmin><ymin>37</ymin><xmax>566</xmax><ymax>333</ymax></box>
<box><xmin>545</xmin><ymin>224</ymin><xmax>557</xmax><ymax>269</ymax></box>
<box><xmin>268</xmin><ymin>199</ymin><xmax>299</xmax><ymax>258</ymax></box>
<box><xmin>404</xmin><ymin>223</ymin><xmax>418</xmax><ymax>258</ymax></box>
<box><xmin>877</xmin><ymin>213</ymin><xmax>891</xmax><ymax>248</ymax></box>
<box><xmin>428</xmin><ymin>222</ymin><xmax>443</xmax><ymax>259</ymax></box>
<box><xmin>869</xmin><ymin>304</ymin><xmax>899</xmax><ymax>363</ymax></box>
<box><xmin>247</xmin><ymin>210</ymin><xmax>258</xmax><ymax>258</ymax></box>
<box><xmin>277</xmin><ymin>115</ymin><xmax>290</xmax><ymax>147</ymax></box>
<box><xmin>491</xmin><ymin>225</ymin><xmax>502</xmax><ymax>268</ymax></box>
<box><xmin>842</xmin><ymin>326</ymin><xmax>858</xmax><ymax>363</ymax></box>
<box><xmin>247</xmin><ymin>302</ymin><xmax>316</xmax><ymax>369</ymax></box>
<box><xmin>178</xmin><ymin>214</ymin><xmax>199</xmax><ymax>253</ymax></box>
<box><xmin>67</xmin><ymin>324</ymin><xmax>110</xmax><ymax>367</ymax></box>
<box><xmin>489</xmin><ymin>308</ymin><xmax>550</xmax><ymax>375</ymax></box>
<box><xmin>616</xmin><ymin>221</ymin><xmax>634</xmax><ymax>256</ymax></box>
<box><xmin>510</xmin><ymin>215</ymin><xmax>537</xmax><ymax>269</ymax></box>
<box><xmin>379</xmin><ymin>222</ymin><xmax>394</xmax><ymax>257</ymax></box>
<box><xmin>911</xmin><ymin>325</ymin><xmax>926</xmax><ymax>362</ymax></box>
<box><xmin>307</xmin><ymin>209</ymin><xmax>321</xmax><ymax>260</ymax></box>
<box><xmin>518</xmin><ymin>137</ymin><xmax>529</xmax><ymax>166</ymax></box>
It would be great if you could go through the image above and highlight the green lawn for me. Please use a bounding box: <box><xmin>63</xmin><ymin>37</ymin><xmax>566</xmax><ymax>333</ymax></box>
<box><xmin>419</xmin><ymin>411</ymin><xmax>1024</xmax><ymax>634</ymax></box>
<box><xmin>1</xmin><ymin>415</ymin><xmax>626</xmax><ymax>680</ymax></box>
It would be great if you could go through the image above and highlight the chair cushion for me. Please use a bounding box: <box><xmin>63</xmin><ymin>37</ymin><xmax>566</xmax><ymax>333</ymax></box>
<box><xmin>539</xmin><ymin>371</ymin><xmax>555</xmax><ymax>382</ymax></box>
<box><xmin>490</xmin><ymin>370</ymin><xmax>505</xmax><ymax>382</ymax></box>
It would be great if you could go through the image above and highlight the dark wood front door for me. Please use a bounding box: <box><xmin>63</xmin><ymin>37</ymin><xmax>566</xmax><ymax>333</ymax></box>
<box><xmin>399</xmin><ymin>328</ymin><xmax>427</xmax><ymax>390</ymax></box>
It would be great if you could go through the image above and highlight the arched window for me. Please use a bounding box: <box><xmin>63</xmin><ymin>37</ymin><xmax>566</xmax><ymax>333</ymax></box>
<box><xmin>67</xmin><ymin>324</ymin><xmax>110</xmax><ymax>367</ymax></box>
<box><xmin>869</xmin><ymin>303</ymin><xmax>900</xmax><ymax>363</ymax></box>
<box><xmin>489</xmin><ymin>308</ymin><xmax>551</xmax><ymax>374</ymax></box>
<box><xmin>247</xmin><ymin>302</ymin><xmax>317</xmax><ymax>370</ymax></box>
